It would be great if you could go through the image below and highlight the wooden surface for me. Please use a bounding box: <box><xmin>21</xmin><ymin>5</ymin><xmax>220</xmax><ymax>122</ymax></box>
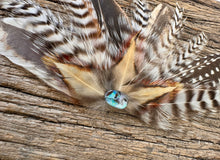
<box><xmin>0</xmin><ymin>0</ymin><xmax>220</xmax><ymax>159</ymax></box>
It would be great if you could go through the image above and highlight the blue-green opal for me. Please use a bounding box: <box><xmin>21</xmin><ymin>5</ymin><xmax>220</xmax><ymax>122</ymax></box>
<box><xmin>105</xmin><ymin>90</ymin><xmax>128</xmax><ymax>109</ymax></box>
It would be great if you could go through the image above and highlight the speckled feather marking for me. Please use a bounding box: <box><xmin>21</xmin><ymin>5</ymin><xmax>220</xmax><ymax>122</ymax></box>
<box><xmin>0</xmin><ymin>0</ymin><xmax>219</xmax><ymax>130</ymax></box>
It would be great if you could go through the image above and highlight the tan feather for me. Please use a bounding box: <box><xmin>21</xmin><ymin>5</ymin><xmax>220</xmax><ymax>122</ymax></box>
<box><xmin>128</xmin><ymin>82</ymin><xmax>183</xmax><ymax>104</ymax></box>
<box><xmin>54</xmin><ymin>63</ymin><xmax>105</xmax><ymax>98</ymax></box>
<box><xmin>128</xmin><ymin>87</ymin><xmax>176</xmax><ymax>104</ymax></box>
<box><xmin>113</xmin><ymin>35</ymin><xmax>137</xmax><ymax>91</ymax></box>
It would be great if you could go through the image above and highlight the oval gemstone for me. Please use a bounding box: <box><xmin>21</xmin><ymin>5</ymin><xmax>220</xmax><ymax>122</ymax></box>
<box><xmin>105</xmin><ymin>90</ymin><xmax>128</xmax><ymax>109</ymax></box>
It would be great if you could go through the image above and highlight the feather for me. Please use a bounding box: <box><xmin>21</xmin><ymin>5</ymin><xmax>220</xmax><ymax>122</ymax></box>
<box><xmin>128</xmin><ymin>86</ymin><xmax>178</xmax><ymax>105</ymax></box>
<box><xmin>0</xmin><ymin>23</ymin><xmax>71</xmax><ymax>96</ymax></box>
<box><xmin>55</xmin><ymin>62</ymin><xmax>105</xmax><ymax>97</ymax></box>
<box><xmin>131</xmin><ymin>0</ymin><xmax>152</xmax><ymax>31</ymax></box>
<box><xmin>113</xmin><ymin>34</ymin><xmax>137</xmax><ymax>91</ymax></box>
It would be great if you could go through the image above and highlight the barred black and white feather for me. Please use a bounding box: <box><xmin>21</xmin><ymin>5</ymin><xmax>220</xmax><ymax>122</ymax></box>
<box><xmin>0</xmin><ymin>0</ymin><xmax>219</xmax><ymax>130</ymax></box>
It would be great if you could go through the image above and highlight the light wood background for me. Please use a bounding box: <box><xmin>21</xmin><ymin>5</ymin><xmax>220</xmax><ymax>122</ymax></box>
<box><xmin>0</xmin><ymin>0</ymin><xmax>220</xmax><ymax>159</ymax></box>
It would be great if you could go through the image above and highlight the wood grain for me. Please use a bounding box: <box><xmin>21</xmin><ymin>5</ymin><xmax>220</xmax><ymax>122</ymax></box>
<box><xmin>0</xmin><ymin>0</ymin><xmax>220</xmax><ymax>159</ymax></box>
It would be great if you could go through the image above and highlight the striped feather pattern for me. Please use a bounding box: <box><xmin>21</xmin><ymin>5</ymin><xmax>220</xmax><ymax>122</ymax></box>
<box><xmin>131</xmin><ymin>0</ymin><xmax>152</xmax><ymax>31</ymax></box>
<box><xmin>165</xmin><ymin>32</ymin><xmax>208</xmax><ymax>80</ymax></box>
<box><xmin>135</xmin><ymin>4</ymin><xmax>184</xmax><ymax>81</ymax></box>
<box><xmin>139</xmin><ymin>86</ymin><xmax>219</xmax><ymax>129</ymax></box>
